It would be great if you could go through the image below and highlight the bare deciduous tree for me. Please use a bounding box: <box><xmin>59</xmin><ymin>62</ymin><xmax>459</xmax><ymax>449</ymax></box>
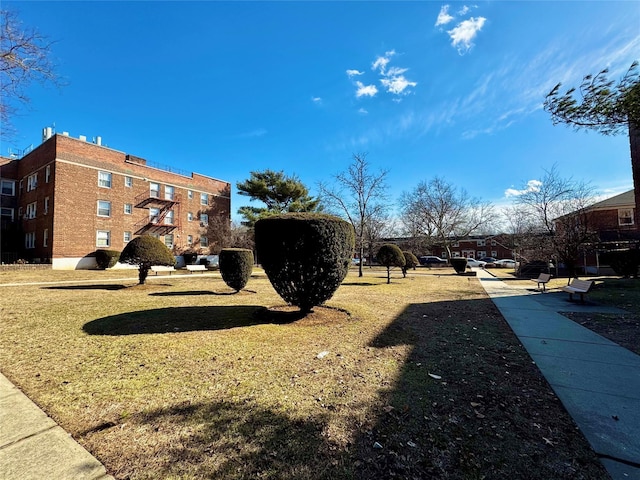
<box><xmin>206</xmin><ymin>214</ymin><xmax>254</xmax><ymax>254</ymax></box>
<box><xmin>513</xmin><ymin>166</ymin><xmax>597</xmax><ymax>282</ymax></box>
<box><xmin>400</xmin><ymin>177</ymin><xmax>494</xmax><ymax>259</ymax></box>
<box><xmin>1</xmin><ymin>8</ymin><xmax>60</xmax><ymax>138</ymax></box>
<box><xmin>318</xmin><ymin>153</ymin><xmax>389</xmax><ymax>277</ymax></box>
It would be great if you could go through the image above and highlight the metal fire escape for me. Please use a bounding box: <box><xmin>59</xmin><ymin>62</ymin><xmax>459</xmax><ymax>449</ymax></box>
<box><xmin>134</xmin><ymin>189</ymin><xmax>181</xmax><ymax>236</ymax></box>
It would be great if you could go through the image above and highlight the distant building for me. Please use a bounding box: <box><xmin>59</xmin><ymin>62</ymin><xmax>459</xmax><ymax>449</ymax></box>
<box><xmin>0</xmin><ymin>129</ymin><xmax>230</xmax><ymax>269</ymax></box>
<box><xmin>582</xmin><ymin>189</ymin><xmax>637</xmax><ymax>243</ymax></box>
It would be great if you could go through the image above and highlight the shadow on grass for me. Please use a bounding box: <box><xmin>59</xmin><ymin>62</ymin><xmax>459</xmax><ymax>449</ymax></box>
<box><xmin>44</xmin><ymin>284</ymin><xmax>128</xmax><ymax>291</ymax></box>
<box><xmin>341</xmin><ymin>282</ymin><xmax>379</xmax><ymax>287</ymax></box>
<box><xmin>89</xmin><ymin>400</ymin><xmax>349</xmax><ymax>480</ymax></box>
<box><xmin>83</xmin><ymin>305</ymin><xmax>302</xmax><ymax>335</ymax></box>
<box><xmin>149</xmin><ymin>289</ymin><xmax>258</xmax><ymax>297</ymax></box>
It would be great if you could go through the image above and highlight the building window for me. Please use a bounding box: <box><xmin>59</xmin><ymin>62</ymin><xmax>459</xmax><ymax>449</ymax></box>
<box><xmin>44</xmin><ymin>197</ymin><xmax>50</xmax><ymax>214</ymax></box>
<box><xmin>43</xmin><ymin>229</ymin><xmax>48</xmax><ymax>247</ymax></box>
<box><xmin>26</xmin><ymin>202</ymin><xmax>37</xmax><ymax>219</ymax></box>
<box><xmin>200</xmin><ymin>193</ymin><xmax>208</xmax><ymax>205</ymax></box>
<box><xmin>165</xmin><ymin>185</ymin><xmax>174</xmax><ymax>201</ymax></box>
<box><xmin>200</xmin><ymin>213</ymin><xmax>208</xmax><ymax>226</ymax></box>
<box><xmin>188</xmin><ymin>190</ymin><xmax>193</xmax><ymax>200</ymax></box>
<box><xmin>619</xmin><ymin>209</ymin><xmax>634</xmax><ymax>225</ymax></box>
<box><xmin>98</xmin><ymin>171</ymin><xmax>112</xmax><ymax>188</ymax></box>
<box><xmin>150</xmin><ymin>182</ymin><xmax>160</xmax><ymax>198</ymax></box>
<box><xmin>27</xmin><ymin>173</ymin><xmax>38</xmax><ymax>191</ymax></box>
<box><xmin>477</xmin><ymin>251</ymin><xmax>487</xmax><ymax>259</ymax></box>
<box><xmin>200</xmin><ymin>235</ymin><xmax>208</xmax><ymax>247</ymax></box>
<box><xmin>97</xmin><ymin>200</ymin><xmax>111</xmax><ymax>217</ymax></box>
<box><xmin>45</xmin><ymin>165</ymin><xmax>51</xmax><ymax>183</ymax></box>
<box><xmin>96</xmin><ymin>230</ymin><xmax>111</xmax><ymax>247</ymax></box>
<box><xmin>452</xmin><ymin>241</ymin><xmax>459</xmax><ymax>248</ymax></box>
<box><xmin>25</xmin><ymin>232</ymin><xmax>36</xmax><ymax>249</ymax></box>
<box><xmin>477</xmin><ymin>239</ymin><xmax>485</xmax><ymax>247</ymax></box>
<box><xmin>491</xmin><ymin>240</ymin><xmax>497</xmax><ymax>246</ymax></box>
<box><xmin>165</xmin><ymin>210</ymin><xmax>174</xmax><ymax>225</ymax></box>
<box><xmin>1</xmin><ymin>179</ymin><xmax>15</xmax><ymax>196</ymax></box>
<box><xmin>187</xmin><ymin>235</ymin><xmax>193</xmax><ymax>245</ymax></box>
<box><xmin>125</xmin><ymin>176</ymin><xmax>133</xmax><ymax>187</ymax></box>
<box><xmin>149</xmin><ymin>207</ymin><xmax>160</xmax><ymax>223</ymax></box>
<box><xmin>165</xmin><ymin>234</ymin><xmax>174</xmax><ymax>249</ymax></box>
<box><xmin>124</xmin><ymin>231</ymin><xmax>132</xmax><ymax>243</ymax></box>
<box><xmin>187</xmin><ymin>212</ymin><xmax>193</xmax><ymax>221</ymax></box>
<box><xmin>124</xmin><ymin>203</ymin><xmax>133</xmax><ymax>215</ymax></box>
<box><xmin>1</xmin><ymin>207</ymin><xmax>14</xmax><ymax>221</ymax></box>
<box><xmin>491</xmin><ymin>251</ymin><xmax>498</xmax><ymax>258</ymax></box>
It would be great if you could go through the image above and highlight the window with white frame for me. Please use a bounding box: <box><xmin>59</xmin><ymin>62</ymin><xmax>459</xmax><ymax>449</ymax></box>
<box><xmin>200</xmin><ymin>235</ymin><xmax>208</xmax><ymax>247</ymax></box>
<box><xmin>124</xmin><ymin>231</ymin><xmax>132</xmax><ymax>243</ymax></box>
<box><xmin>27</xmin><ymin>173</ymin><xmax>38</xmax><ymax>191</ymax></box>
<box><xmin>0</xmin><ymin>207</ymin><xmax>14</xmax><ymax>221</ymax></box>
<box><xmin>165</xmin><ymin>185</ymin><xmax>174</xmax><ymax>201</ymax></box>
<box><xmin>188</xmin><ymin>190</ymin><xmax>193</xmax><ymax>199</ymax></box>
<box><xmin>200</xmin><ymin>192</ymin><xmax>208</xmax><ymax>205</ymax></box>
<box><xmin>98</xmin><ymin>171</ymin><xmax>112</xmax><ymax>188</ymax></box>
<box><xmin>491</xmin><ymin>240</ymin><xmax>497</xmax><ymax>246</ymax></box>
<box><xmin>187</xmin><ymin>235</ymin><xmax>193</xmax><ymax>245</ymax></box>
<box><xmin>150</xmin><ymin>182</ymin><xmax>160</xmax><ymax>198</ymax></box>
<box><xmin>45</xmin><ymin>165</ymin><xmax>51</xmax><ymax>183</ymax></box>
<box><xmin>200</xmin><ymin>213</ymin><xmax>208</xmax><ymax>226</ymax></box>
<box><xmin>43</xmin><ymin>229</ymin><xmax>48</xmax><ymax>247</ymax></box>
<box><xmin>25</xmin><ymin>232</ymin><xmax>36</xmax><ymax>249</ymax></box>
<box><xmin>452</xmin><ymin>241</ymin><xmax>459</xmax><ymax>247</ymax></box>
<box><xmin>125</xmin><ymin>176</ymin><xmax>133</xmax><ymax>187</ymax></box>
<box><xmin>1</xmin><ymin>179</ymin><xmax>15</xmax><ymax>196</ymax></box>
<box><xmin>477</xmin><ymin>239</ymin><xmax>485</xmax><ymax>247</ymax></box>
<box><xmin>491</xmin><ymin>251</ymin><xmax>498</xmax><ymax>257</ymax></box>
<box><xmin>96</xmin><ymin>230</ymin><xmax>111</xmax><ymax>247</ymax></box>
<box><xmin>477</xmin><ymin>251</ymin><xmax>487</xmax><ymax>259</ymax></box>
<box><xmin>97</xmin><ymin>200</ymin><xmax>111</xmax><ymax>217</ymax></box>
<box><xmin>149</xmin><ymin>207</ymin><xmax>160</xmax><ymax>223</ymax></box>
<box><xmin>26</xmin><ymin>202</ymin><xmax>37</xmax><ymax>219</ymax></box>
<box><xmin>44</xmin><ymin>197</ymin><xmax>50</xmax><ymax>214</ymax></box>
<box><xmin>164</xmin><ymin>210</ymin><xmax>174</xmax><ymax>225</ymax></box>
<box><xmin>619</xmin><ymin>209</ymin><xmax>634</xmax><ymax>225</ymax></box>
<box><xmin>124</xmin><ymin>203</ymin><xmax>133</xmax><ymax>215</ymax></box>
<box><xmin>187</xmin><ymin>212</ymin><xmax>193</xmax><ymax>221</ymax></box>
<box><xmin>164</xmin><ymin>234</ymin><xmax>174</xmax><ymax>249</ymax></box>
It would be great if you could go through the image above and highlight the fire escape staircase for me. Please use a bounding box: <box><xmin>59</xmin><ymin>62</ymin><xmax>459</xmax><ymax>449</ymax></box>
<box><xmin>134</xmin><ymin>191</ymin><xmax>181</xmax><ymax>236</ymax></box>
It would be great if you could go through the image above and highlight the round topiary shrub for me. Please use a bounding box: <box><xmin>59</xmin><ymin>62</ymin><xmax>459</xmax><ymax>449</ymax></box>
<box><xmin>402</xmin><ymin>251</ymin><xmax>419</xmax><ymax>277</ymax></box>
<box><xmin>255</xmin><ymin>213</ymin><xmax>355</xmax><ymax>313</ymax></box>
<box><xmin>377</xmin><ymin>244</ymin><xmax>406</xmax><ymax>284</ymax></box>
<box><xmin>95</xmin><ymin>249</ymin><xmax>120</xmax><ymax>269</ymax></box>
<box><xmin>182</xmin><ymin>252</ymin><xmax>198</xmax><ymax>265</ymax></box>
<box><xmin>219</xmin><ymin>248</ymin><xmax>254</xmax><ymax>292</ymax></box>
<box><xmin>119</xmin><ymin>235</ymin><xmax>175</xmax><ymax>284</ymax></box>
<box><xmin>450</xmin><ymin>257</ymin><xmax>468</xmax><ymax>274</ymax></box>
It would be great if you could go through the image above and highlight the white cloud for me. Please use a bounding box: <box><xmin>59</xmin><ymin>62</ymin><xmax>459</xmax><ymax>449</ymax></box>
<box><xmin>358</xmin><ymin>108</ymin><xmax>368</xmax><ymax>115</ymax></box>
<box><xmin>504</xmin><ymin>180</ymin><xmax>542</xmax><ymax>198</ymax></box>
<box><xmin>386</xmin><ymin>66</ymin><xmax>408</xmax><ymax>77</ymax></box>
<box><xmin>380</xmin><ymin>75</ymin><xmax>417</xmax><ymax>95</ymax></box>
<box><xmin>311</xmin><ymin>97</ymin><xmax>322</xmax><ymax>104</ymax></box>
<box><xmin>372</xmin><ymin>50</ymin><xmax>396</xmax><ymax>74</ymax></box>
<box><xmin>458</xmin><ymin>5</ymin><xmax>475</xmax><ymax>15</ymax></box>
<box><xmin>447</xmin><ymin>16</ymin><xmax>486</xmax><ymax>54</ymax></box>
<box><xmin>346</xmin><ymin>69</ymin><xmax>364</xmax><ymax>78</ymax></box>
<box><xmin>435</xmin><ymin>5</ymin><xmax>454</xmax><ymax>26</ymax></box>
<box><xmin>355</xmin><ymin>81</ymin><xmax>378</xmax><ymax>98</ymax></box>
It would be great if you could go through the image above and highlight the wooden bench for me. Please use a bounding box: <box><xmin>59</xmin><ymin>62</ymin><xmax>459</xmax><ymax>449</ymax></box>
<box><xmin>530</xmin><ymin>273</ymin><xmax>551</xmax><ymax>292</ymax></box>
<box><xmin>151</xmin><ymin>265</ymin><xmax>175</xmax><ymax>275</ymax></box>
<box><xmin>561</xmin><ymin>279</ymin><xmax>593</xmax><ymax>303</ymax></box>
<box><xmin>186</xmin><ymin>264</ymin><xmax>207</xmax><ymax>273</ymax></box>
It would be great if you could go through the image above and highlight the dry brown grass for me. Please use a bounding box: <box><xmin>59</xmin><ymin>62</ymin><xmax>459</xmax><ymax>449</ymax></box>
<box><xmin>0</xmin><ymin>267</ymin><xmax>608</xmax><ymax>479</ymax></box>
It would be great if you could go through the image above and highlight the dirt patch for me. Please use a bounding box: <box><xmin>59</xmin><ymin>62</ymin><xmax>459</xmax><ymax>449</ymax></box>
<box><xmin>563</xmin><ymin>312</ymin><xmax>640</xmax><ymax>355</ymax></box>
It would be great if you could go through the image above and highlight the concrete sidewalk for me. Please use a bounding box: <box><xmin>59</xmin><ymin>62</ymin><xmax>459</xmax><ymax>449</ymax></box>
<box><xmin>477</xmin><ymin>269</ymin><xmax>640</xmax><ymax>480</ymax></box>
<box><xmin>0</xmin><ymin>373</ymin><xmax>113</xmax><ymax>480</ymax></box>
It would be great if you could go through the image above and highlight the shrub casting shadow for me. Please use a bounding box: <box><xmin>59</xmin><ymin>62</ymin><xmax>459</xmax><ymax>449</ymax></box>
<box><xmin>83</xmin><ymin>305</ymin><xmax>299</xmax><ymax>336</ymax></box>
<box><xmin>341</xmin><ymin>282</ymin><xmax>379</xmax><ymax>287</ymax></box>
<box><xmin>149</xmin><ymin>289</ymin><xmax>258</xmax><ymax>297</ymax></box>
<box><xmin>44</xmin><ymin>284</ymin><xmax>128</xmax><ymax>291</ymax></box>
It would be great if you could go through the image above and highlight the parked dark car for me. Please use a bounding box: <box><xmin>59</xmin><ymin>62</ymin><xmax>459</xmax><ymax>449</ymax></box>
<box><xmin>419</xmin><ymin>255</ymin><xmax>448</xmax><ymax>265</ymax></box>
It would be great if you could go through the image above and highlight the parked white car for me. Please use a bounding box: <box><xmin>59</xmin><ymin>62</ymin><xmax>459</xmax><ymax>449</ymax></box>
<box><xmin>465</xmin><ymin>258</ymin><xmax>487</xmax><ymax>268</ymax></box>
<box><xmin>494</xmin><ymin>259</ymin><xmax>517</xmax><ymax>268</ymax></box>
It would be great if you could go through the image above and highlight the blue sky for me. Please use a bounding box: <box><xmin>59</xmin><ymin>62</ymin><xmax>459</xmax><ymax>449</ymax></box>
<box><xmin>3</xmin><ymin>1</ymin><xmax>639</xmax><ymax>223</ymax></box>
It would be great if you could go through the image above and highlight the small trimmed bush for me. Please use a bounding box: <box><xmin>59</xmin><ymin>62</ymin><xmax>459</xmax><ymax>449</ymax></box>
<box><xmin>182</xmin><ymin>252</ymin><xmax>198</xmax><ymax>265</ymax></box>
<box><xmin>377</xmin><ymin>244</ymin><xmax>406</xmax><ymax>284</ymax></box>
<box><xmin>601</xmin><ymin>249</ymin><xmax>640</xmax><ymax>278</ymax></box>
<box><xmin>95</xmin><ymin>249</ymin><xmax>120</xmax><ymax>269</ymax></box>
<box><xmin>119</xmin><ymin>235</ymin><xmax>175</xmax><ymax>284</ymax></box>
<box><xmin>450</xmin><ymin>257</ymin><xmax>468</xmax><ymax>274</ymax></box>
<box><xmin>219</xmin><ymin>248</ymin><xmax>254</xmax><ymax>292</ymax></box>
<box><xmin>255</xmin><ymin>213</ymin><xmax>355</xmax><ymax>313</ymax></box>
<box><xmin>402</xmin><ymin>251</ymin><xmax>419</xmax><ymax>277</ymax></box>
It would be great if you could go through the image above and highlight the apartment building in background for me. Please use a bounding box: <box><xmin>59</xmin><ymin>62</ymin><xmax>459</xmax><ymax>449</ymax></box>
<box><xmin>0</xmin><ymin>128</ymin><xmax>231</xmax><ymax>269</ymax></box>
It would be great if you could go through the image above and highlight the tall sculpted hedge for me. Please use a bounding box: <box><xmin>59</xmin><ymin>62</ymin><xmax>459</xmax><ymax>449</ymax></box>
<box><xmin>119</xmin><ymin>235</ymin><xmax>175</xmax><ymax>285</ymax></box>
<box><xmin>219</xmin><ymin>248</ymin><xmax>254</xmax><ymax>291</ymax></box>
<box><xmin>255</xmin><ymin>213</ymin><xmax>355</xmax><ymax>313</ymax></box>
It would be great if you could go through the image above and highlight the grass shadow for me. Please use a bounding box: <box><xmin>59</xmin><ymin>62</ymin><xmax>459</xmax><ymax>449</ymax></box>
<box><xmin>44</xmin><ymin>284</ymin><xmax>128</xmax><ymax>291</ymax></box>
<box><xmin>341</xmin><ymin>282</ymin><xmax>379</xmax><ymax>287</ymax></box>
<box><xmin>83</xmin><ymin>305</ymin><xmax>300</xmax><ymax>336</ymax></box>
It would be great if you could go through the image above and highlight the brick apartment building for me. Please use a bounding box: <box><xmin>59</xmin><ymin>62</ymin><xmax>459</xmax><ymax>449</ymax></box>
<box><xmin>0</xmin><ymin>129</ymin><xmax>231</xmax><ymax>269</ymax></box>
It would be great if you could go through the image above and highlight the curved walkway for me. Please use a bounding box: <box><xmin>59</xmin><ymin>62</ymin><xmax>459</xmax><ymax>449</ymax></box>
<box><xmin>477</xmin><ymin>269</ymin><xmax>640</xmax><ymax>480</ymax></box>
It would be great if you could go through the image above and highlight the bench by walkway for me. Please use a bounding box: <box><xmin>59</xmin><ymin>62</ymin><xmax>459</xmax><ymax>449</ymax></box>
<box><xmin>186</xmin><ymin>265</ymin><xmax>207</xmax><ymax>273</ymax></box>
<box><xmin>477</xmin><ymin>269</ymin><xmax>640</xmax><ymax>480</ymax></box>
<box><xmin>530</xmin><ymin>272</ymin><xmax>551</xmax><ymax>292</ymax></box>
<box><xmin>562</xmin><ymin>278</ymin><xmax>593</xmax><ymax>303</ymax></box>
